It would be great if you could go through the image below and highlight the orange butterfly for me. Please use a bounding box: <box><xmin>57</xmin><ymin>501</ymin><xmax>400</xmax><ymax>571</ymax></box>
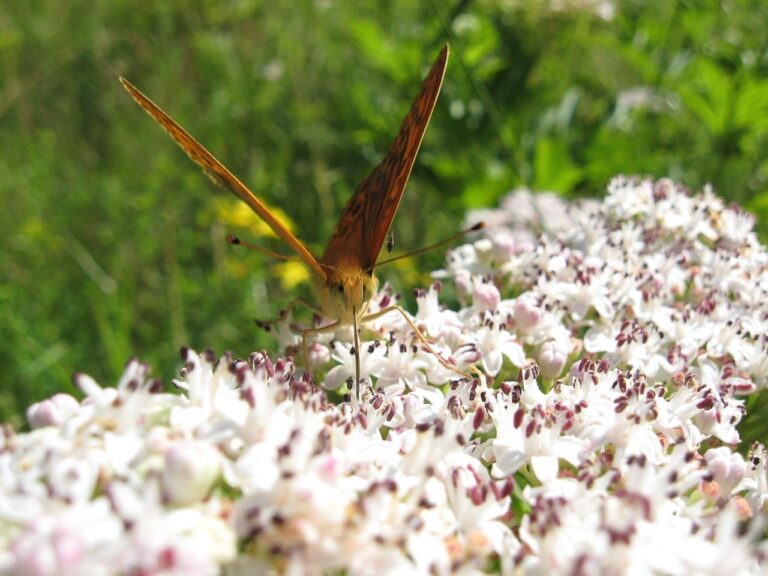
<box><xmin>120</xmin><ymin>45</ymin><xmax>463</xmax><ymax>394</ymax></box>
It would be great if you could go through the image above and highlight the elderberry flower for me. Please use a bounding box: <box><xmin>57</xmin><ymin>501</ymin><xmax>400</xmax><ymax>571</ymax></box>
<box><xmin>3</xmin><ymin>177</ymin><xmax>768</xmax><ymax>574</ymax></box>
<box><xmin>324</xmin><ymin>339</ymin><xmax>388</xmax><ymax>391</ymax></box>
<box><xmin>474</xmin><ymin>322</ymin><xmax>526</xmax><ymax>376</ymax></box>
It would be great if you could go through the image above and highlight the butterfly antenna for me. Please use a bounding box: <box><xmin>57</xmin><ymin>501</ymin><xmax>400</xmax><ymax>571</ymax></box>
<box><xmin>227</xmin><ymin>235</ymin><xmax>299</xmax><ymax>262</ymax></box>
<box><xmin>372</xmin><ymin>221</ymin><xmax>485</xmax><ymax>270</ymax></box>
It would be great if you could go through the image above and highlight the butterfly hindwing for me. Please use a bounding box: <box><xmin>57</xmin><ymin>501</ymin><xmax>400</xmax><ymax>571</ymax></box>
<box><xmin>321</xmin><ymin>45</ymin><xmax>449</xmax><ymax>274</ymax></box>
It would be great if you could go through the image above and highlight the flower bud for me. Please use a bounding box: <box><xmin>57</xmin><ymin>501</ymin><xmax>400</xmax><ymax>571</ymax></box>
<box><xmin>515</xmin><ymin>298</ymin><xmax>541</xmax><ymax>332</ymax></box>
<box><xmin>705</xmin><ymin>447</ymin><xmax>745</xmax><ymax>498</ymax></box>
<box><xmin>163</xmin><ymin>441</ymin><xmax>221</xmax><ymax>506</ymax></box>
<box><xmin>27</xmin><ymin>394</ymin><xmax>79</xmax><ymax>428</ymax></box>
<box><xmin>538</xmin><ymin>341</ymin><xmax>567</xmax><ymax>379</ymax></box>
<box><xmin>473</xmin><ymin>282</ymin><xmax>500</xmax><ymax>312</ymax></box>
<box><xmin>453</xmin><ymin>270</ymin><xmax>473</xmax><ymax>303</ymax></box>
<box><xmin>308</xmin><ymin>343</ymin><xmax>331</xmax><ymax>370</ymax></box>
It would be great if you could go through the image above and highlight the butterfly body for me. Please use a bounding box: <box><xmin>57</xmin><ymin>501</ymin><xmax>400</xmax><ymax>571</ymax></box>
<box><xmin>316</xmin><ymin>259</ymin><xmax>377</xmax><ymax>325</ymax></box>
<box><xmin>120</xmin><ymin>45</ymin><xmax>452</xmax><ymax>391</ymax></box>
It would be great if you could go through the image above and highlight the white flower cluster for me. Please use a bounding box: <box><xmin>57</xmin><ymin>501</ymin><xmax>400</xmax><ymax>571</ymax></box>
<box><xmin>2</xmin><ymin>177</ymin><xmax>767</xmax><ymax>575</ymax></box>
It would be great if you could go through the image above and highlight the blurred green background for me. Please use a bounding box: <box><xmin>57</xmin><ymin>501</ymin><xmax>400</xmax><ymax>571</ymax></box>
<box><xmin>2</xmin><ymin>0</ymin><xmax>768</xmax><ymax>441</ymax></box>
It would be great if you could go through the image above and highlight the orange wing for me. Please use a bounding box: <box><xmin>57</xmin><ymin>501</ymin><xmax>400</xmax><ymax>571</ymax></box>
<box><xmin>119</xmin><ymin>77</ymin><xmax>326</xmax><ymax>281</ymax></box>
<box><xmin>321</xmin><ymin>44</ymin><xmax>449</xmax><ymax>274</ymax></box>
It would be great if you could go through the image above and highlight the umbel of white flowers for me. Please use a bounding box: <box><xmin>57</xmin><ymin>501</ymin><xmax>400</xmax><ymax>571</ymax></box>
<box><xmin>2</xmin><ymin>177</ymin><xmax>767</xmax><ymax>575</ymax></box>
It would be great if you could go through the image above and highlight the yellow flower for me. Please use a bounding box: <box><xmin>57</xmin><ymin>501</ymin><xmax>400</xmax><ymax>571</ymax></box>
<box><xmin>213</xmin><ymin>197</ymin><xmax>297</xmax><ymax>239</ymax></box>
<box><xmin>272</xmin><ymin>260</ymin><xmax>310</xmax><ymax>290</ymax></box>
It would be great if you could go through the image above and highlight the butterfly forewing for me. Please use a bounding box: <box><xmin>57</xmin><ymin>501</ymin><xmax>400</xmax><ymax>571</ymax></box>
<box><xmin>321</xmin><ymin>45</ymin><xmax>449</xmax><ymax>274</ymax></box>
<box><xmin>119</xmin><ymin>77</ymin><xmax>326</xmax><ymax>281</ymax></box>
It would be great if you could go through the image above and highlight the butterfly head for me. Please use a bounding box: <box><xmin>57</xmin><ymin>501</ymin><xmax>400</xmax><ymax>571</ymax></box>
<box><xmin>318</xmin><ymin>262</ymin><xmax>378</xmax><ymax>324</ymax></box>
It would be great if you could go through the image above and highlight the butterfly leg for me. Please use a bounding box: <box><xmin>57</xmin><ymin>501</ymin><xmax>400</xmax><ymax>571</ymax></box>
<box><xmin>254</xmin><ymin>298</ymin><xmax>324</xmax><ymax>331</ymax></box>
<box><xmin>361</xmin><ymin>305</ymin><xmax>472</xmax><ymax>379</ymax></box>
<box><xmin>302</xmin><ymin>311</ymin><xmax>366</xmax><ymax>398</ymax></box>
<box><xmin>352</xmin><ymin>306</ymin><xmax>361</xmax><ymax>398</ymax></box>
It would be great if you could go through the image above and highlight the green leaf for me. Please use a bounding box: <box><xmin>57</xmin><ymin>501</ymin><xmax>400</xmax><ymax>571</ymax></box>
<box><xmin>734</xmin><ymin>79</ymin><xmax>768</xmax><ymax>134</ymax></box>
<box><xmin>532</xmin><ymin>137</ymin><xmax>582</xmax><ymax>193</ymax></box>
<box><xmin>676</xmin><ymin>59</ymin><xmax>733</xmax><ymax>136</ymax></box>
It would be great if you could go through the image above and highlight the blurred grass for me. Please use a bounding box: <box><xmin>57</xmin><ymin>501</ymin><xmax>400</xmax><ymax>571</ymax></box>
<box><xmin>1</xmin><ymin>0</ymin><xmax>768</xmax><ymax>443</ymax></box>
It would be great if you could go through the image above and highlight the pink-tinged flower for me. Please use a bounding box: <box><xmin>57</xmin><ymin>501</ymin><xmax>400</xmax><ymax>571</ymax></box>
<box><xmin>452</xmin><ymin>269</ymin><xmax>473</xmax><ymax>303</ymax></box>
<box><xmin>514</xmin><ymin>296</ymin><xmax>542</xmax><ymax>332</ymax></box>
<box><xmin>704</xmin><ymin>447</ymin><xmax>746</xmax><ymax>500</ymax></box>
<box><xmin>472</xmin><ymin>279</ymin><xmax>501</xmax><ymax>312</ymax></box>
<box><xmin>307</xmin><ymin>342</ymin><xmax>331</xmax><ymax>370</ymax></box>
<box><xmin>26</xmin><ymin>394</ymin><xmax>79</xmax><ymax>429</ymax></box>
<box><xmin>7</xmin><ymin>500</ymin><xmax>123</xmax><ymax>576</ymax></box>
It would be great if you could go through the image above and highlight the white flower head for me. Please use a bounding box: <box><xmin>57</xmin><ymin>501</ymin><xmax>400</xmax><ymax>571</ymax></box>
<box><xmin>5</xmin><ymin>178</ymin><xmax>768</xmax><ymax>573</ymax></box>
